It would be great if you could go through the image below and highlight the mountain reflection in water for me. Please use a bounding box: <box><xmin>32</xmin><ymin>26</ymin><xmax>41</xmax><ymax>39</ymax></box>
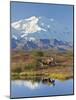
<box><xmin>12</xmin><ymin>78</ymin><xmax>55</xmax><ymax>90</ymax></box>
<box><xmin>11</xmin><ymin>79</ymin><xmax>73</xmax><ymax>98</ymax></box>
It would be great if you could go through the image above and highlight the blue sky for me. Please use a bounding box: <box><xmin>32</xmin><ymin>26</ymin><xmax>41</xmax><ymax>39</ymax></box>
<box><xmin>11</xmin><ymin>2</ymin><xmax>73</xmax><ymax>42</ymax></box>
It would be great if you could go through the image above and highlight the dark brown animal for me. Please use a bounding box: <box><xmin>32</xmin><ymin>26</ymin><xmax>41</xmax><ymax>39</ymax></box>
<box><xmin>41</xmin><ymin>57</ymin><xmax>54</xmax><ymax>65</ymax></box>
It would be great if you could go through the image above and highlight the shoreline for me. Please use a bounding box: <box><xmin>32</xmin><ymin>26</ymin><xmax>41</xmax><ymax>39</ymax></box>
<box><xmin>11</xmin><ymin>66</ymin><xmax>73</xmax><ymax>80</ymax></box>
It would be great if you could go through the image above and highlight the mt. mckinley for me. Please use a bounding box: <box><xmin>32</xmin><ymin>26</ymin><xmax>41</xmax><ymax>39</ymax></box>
<box><xmin>11</xmin><ymin>16</ymin><xmax>73</xmax><ymax>51</ymax></box>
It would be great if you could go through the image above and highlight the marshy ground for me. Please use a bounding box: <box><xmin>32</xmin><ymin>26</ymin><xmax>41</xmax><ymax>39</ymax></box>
<box><xmin>11</xmin><ymin>49</ymin><xmax>73</xmax><ymax>80</ymax></box>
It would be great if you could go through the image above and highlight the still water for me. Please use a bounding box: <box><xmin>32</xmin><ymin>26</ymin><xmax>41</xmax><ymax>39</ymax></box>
<box><xmin>11</xmin><ymin>79</ymin><xmax>73</xmax><ymax>98</ymax></box>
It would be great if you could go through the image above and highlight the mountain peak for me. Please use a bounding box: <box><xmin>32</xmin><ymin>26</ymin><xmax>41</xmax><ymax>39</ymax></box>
<box><xmin>11</xmin><ymin>16</ymin><xmax>72</xmax><ymax>42</ymax></box>
<box><xmin>25</xmin><ymin>16</ymin><xmax>38</xmax><ymax>21</ymax></box>
<box><xmin>11</xmin><ymin>16</ymin><xmax>46</xmax><ymax>37</ymax></box>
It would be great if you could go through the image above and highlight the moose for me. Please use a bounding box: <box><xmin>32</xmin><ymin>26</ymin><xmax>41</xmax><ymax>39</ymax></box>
<box><xmin>40</xmin><ymin>57</ymin><xmax>56</xmax><ymax>67</ymax></box>
<box><xmin>42</xmin><ymin>78</ymin><xmax>55</xmax><ymax>86</ymax></box>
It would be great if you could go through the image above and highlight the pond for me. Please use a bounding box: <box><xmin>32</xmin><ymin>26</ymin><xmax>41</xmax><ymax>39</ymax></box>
<box><xmin>11</xmin><ymin>79</ymin><xmax>73</xmax><ymax>98</ymax></box>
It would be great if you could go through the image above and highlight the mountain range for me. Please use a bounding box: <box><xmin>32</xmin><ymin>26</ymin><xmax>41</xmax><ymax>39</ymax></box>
<box><xmin>11</xmin><ymin>16</ymin><xmax>73</xmax><ymax>51</ymax></box>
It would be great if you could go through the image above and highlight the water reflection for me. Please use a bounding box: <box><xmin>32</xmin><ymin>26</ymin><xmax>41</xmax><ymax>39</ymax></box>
<box><xmin>11</xmin><ymin>79</ymin><xmax>73</xmax><ymax>98</ymax></box>
<box><xmin>12</xmin><ymin>78</ymin><xmax>55</xmax><ymax>90</ymax></box>
<box><xmin>42</xmin><ymin>78</ymin><xmax>55</xmax><ymax>86</ymax></box>
<box><xmin>12</xmin><ymin>80</ymin><xmax>39</xmax><ymax>90</ymax></box>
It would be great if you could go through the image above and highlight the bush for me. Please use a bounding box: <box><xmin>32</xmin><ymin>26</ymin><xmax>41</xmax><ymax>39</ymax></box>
<box><xmin>24</xmin><ymin>59</ymin><xmax>40</xmax><ymax>70</ymax></box>
<box><xmin>25</xmin><ymin>64</ymin><xmax>34</xmax><ymax>69</ymax></box>
<box><xmin>12</xmin><ymin>67</ymin><xmax>22</xmax><ymax>73</ymax></box>
<box><xmin>36</xmin><ymin>51</ymin><xmax>44</xmax><ymax>57</ymax></box>
<box><xmin>31</xmin><ymin>51</ymin><xmax>44</xmax><ymax>57</ymax></box>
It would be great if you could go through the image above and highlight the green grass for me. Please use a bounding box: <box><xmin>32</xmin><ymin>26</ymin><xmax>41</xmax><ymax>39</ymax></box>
<box><xmin>11</xmin><ymin>72</ymin><xmax>73</xmax><ymax>80</ymax></box>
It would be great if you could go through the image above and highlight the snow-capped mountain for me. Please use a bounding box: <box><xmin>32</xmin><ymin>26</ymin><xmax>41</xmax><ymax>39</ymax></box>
<box><xmin>11</xmin><ymin>16</ymin><xmax>46</xmax><ymax>39</ymax></box>
<box><xmin>11</xmin><ymin>16</ymin><xmax>72</xmax><ymax>40</ymax></box>
<box><xmin>11</xmin><ymin>16</ymin><xmax>73</xmax><ymax>51</ymax></box>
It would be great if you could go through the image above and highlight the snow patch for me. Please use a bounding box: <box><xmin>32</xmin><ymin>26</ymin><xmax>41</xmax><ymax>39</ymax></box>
<box><xmin>11</xmin><ymin>16</ymin><xmax>47</xmax><ymax>36</ymax></box>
